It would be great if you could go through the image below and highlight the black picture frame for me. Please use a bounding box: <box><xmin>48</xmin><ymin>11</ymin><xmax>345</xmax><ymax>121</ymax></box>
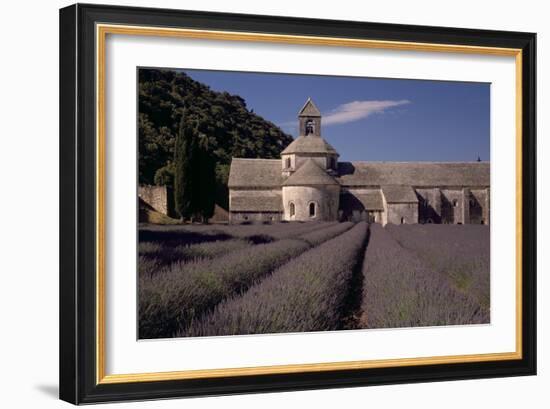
<box><xmin>59</xmin><ymin>3</ymin><xmax>536</xmax><ymax>404</ymax></box>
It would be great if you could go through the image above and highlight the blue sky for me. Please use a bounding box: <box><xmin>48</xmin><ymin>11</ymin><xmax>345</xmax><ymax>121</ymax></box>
<box><xmin>182</xmin><ymin>69</ymin><xmax>490</xmax><ymax>162</ymax></box>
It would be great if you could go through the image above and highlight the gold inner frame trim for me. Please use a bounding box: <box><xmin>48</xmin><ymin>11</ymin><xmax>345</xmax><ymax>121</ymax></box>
<box><xmin>96</xmin><ymin>23</ymin><xmax>523</xmax><ymax>385</ymax></box>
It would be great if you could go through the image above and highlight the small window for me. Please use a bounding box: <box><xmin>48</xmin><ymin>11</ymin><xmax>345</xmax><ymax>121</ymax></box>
<box><xmin>452</xmin><ymin>199</ymin><xmax>458</xmax><ymax>207</ymax></box>
<box><xmin>305</xmin><ymin>119</ymin><xmax>315</xmax><ymax>135</ymax></box>
<box><xmin>400</xmin><ymin>217</ymin><xmax>405</xmax><ymax>224</ymax></box>
<box><xmin>289</xmin><ymin>202</ymin><xmax>295</xmax><ymax>217</ymax></box>
<box><xmin>285</xmin><ymin>157</ymin><xmax>291</xmax><ymax>169</ymax></box>
<box><xmin>309</xmin><ymin>202</ymin><xmax>316</xmax><ymax>217</ymax></box>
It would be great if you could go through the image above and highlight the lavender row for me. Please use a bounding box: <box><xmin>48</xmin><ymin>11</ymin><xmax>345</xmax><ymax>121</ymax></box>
<box><xmin>385</xmin><ymin>224</ymin><xmax>490</xmax><ymax>311</ymax></box>
<box><xmin>138</xmin><ymin>239</ymin><xmax>252</xmax><ymax>277</ymax></box>
<box><xmin>184</xmin><ymin>222</ymin><xmax>368</xmax><ymax>337</ymax></box>
<box><xmin>139</xmin><ymin>222</ymin><xmax>353</xmax><ymax>339</ymax></box>
<box><xmin>360</xmin><ymin>224</ymin><xmax>489</xmax><ymax>329</ymax></box>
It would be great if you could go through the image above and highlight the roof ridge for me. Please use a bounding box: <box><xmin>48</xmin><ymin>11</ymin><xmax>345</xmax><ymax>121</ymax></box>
<box><xmin>298</xmin><ymin>97</ymin><xmax>321</xmax><ymax>116</ymax></box>
<box><xmin>232</xmin><ymin>158</ymin><xmax>281</xmax><ymax>161</ymax></box>
<box><xmin>347</xmin><ymin>161</ymin><xmax>490</xmax><ymax>164</ymax></box>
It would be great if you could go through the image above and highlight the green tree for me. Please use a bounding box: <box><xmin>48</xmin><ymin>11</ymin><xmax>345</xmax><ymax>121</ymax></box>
<box><xmin>174</xmin><ymin>115</ymin><xmax>198</xmax><ymax>221</ymax></box>
<box><xmin>154</xmin><ymin>162</ymin><xmax>175</xmax><ymax>188</ymax></box>
<box><xmin>138</xmin><ymin>69</ymin><xmax>294</xmax><ymax>212</ymax></box>
<box><xmin>194</xmin><ymin>125</ymin><xmax>217</xmax><ymax>222</ymax></box>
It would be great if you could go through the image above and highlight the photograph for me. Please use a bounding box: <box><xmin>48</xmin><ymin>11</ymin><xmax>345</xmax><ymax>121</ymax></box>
<box><xmin>54</xmin><ymin>2</ymin><xmax>536</xmax><ymax>404</ymax></box>
<box><xmin>137</xmin><ymin>68</ymin><xmax>491</xmax><ymax>339</ymax></box>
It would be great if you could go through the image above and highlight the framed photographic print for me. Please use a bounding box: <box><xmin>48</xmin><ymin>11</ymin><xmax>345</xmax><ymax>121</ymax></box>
<box><xmin>59</xmin><ymin>3</ymin><xmax>536</xmax><ymax>404</ymax></box>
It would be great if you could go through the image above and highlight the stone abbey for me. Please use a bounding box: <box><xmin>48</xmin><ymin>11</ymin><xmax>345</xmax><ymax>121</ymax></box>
<box><xmin>228</xmin><ymin>98</ymin><xmax>490</xmax><ymax>225</ymax></box>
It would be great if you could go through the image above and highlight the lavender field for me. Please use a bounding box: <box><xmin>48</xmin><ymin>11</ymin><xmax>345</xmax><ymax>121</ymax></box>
<box><xmin>138</xmin><ymin>222</ymin><xmax>490</xmax><ymax>339</ymax></box>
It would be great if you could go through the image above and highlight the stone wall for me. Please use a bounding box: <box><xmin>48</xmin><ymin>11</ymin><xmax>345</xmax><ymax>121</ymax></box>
<box><xmin>229</xmin><ymin>188</ymin><xmax>282</xmax><ymax>201</ymax></box>
<box><xmin>229</xmin><ymin>212</ymin><xmax>282</xmax><ymax>223</ymax></box>
<box><xmin>386</xmin><ymin>203</ymin><xmax>418</xmax><ymax>225</ymax></box>
<box><xmin>440</xmin><ymin>189</ymin><xmax>466</xmax><ymax>224</ymax></box>
<box><xmin>470</xmin><ymin>188</ymin><xmax>490</xmax><ymax>224</ymax></box>
<box><xmin>416</xmin><ymin>188</ymin><xmax>442</xmax><ymax>223</ymax></box>
<box><xmin>229</xmin><ymin>188</ymin><xmax>282</xmax><ymax>223</ymax></box>
<box><xmin>138</xmin><ymin>185</ymin><xmax>168</xmax><ymax>215</ymax></box>
<box><xmin>416</xmin><ymin>187</ymin><xmax>490</xmax><ymax>225</ymax></box>
<box><xmin>282</xmin><ymin>153</ymin><xmax>338</xmax><ymax>174</ymax></box>
<box><xmin>282</xmin><ymin>185</ymin><xmax>340</xmax><ymax>221</ymax></box>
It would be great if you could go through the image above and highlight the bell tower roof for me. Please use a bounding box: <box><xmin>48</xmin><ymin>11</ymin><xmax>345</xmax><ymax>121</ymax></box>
<box><xmin>282</xmin><ymin>98</ymin><xmax>338</xmax><ymax>157</ymax></box>
<box><xmin>281</xmin><ymin>135</ymin><xmax>338</xmax><ymax>155</ymax></box>
<box><xmin>298</xmin><ymin>97</ymin><xmax>321</xmax><ymax>117</ymax></box>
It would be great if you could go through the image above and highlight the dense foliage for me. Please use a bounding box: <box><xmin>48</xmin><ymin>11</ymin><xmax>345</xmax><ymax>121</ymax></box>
<box><xmin>138</xmin><ymin>69</ymin><xmax>294</xmax><ymax>209</ymax></box>
<box><xmin>173</xmin><ymin>116</ymin><xmax>216</xmax><ymax>221</ymax></box>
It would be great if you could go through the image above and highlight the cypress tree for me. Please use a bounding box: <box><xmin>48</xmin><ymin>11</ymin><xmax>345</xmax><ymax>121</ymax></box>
<box><xmin>197</xmin><ymin>140</ymin><xmax>217</xmax><ymax>223</ymax></box>
<box><xmin>174</xmin><ymin>114</ymin><xmax>197</xmax><ymax>221</ymax></box>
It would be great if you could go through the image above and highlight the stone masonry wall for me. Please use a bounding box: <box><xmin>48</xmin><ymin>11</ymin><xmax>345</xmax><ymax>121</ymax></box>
<box><xmin>139</xmin><ymin>185</ymin><xmax>168</xmax><ymax>215</ymax></box>
<box><xmin>282</xmin><ymin>185</ymin><xmax>340</xmax><ymax>221</ymax></box>
<box><xmin>386</xmin><ymin>203</ymin><xmax>418</xmax><ymax>225</ymax></box>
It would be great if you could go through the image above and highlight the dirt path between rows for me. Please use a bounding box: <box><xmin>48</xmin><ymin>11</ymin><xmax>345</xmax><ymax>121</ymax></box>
<box><xmin>339</xmin><ymin>225</ymin><xmax>371</xmax><ymax>330</ymax></box>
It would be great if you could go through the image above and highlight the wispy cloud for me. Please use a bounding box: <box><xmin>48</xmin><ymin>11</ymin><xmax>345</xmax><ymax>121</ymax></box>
<box><xmin>322</xmin><ymin>99</ymin><xmax>410</xmax><ymax>126</ymax></box>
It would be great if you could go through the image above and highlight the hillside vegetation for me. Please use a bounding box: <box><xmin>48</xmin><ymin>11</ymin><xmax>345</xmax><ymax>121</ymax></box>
<box><xmin>138</xmin><ymin>69</ymin><xmax>293</xmax><ymax>210</ymax></box>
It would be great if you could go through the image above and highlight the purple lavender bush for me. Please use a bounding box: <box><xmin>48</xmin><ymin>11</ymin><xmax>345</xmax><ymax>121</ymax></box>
<box><xmin>139</xmin><ymin>222</ymin><xmax>353</xmax><ymax>338</ymax></box>
<box><xmin>385</xmin><ymin>224</ymin><xmax>490</xmax><ymax>313</ymax></box>
<box><xmin>360</xmin><ymin>224</ymin><xmax>488</xmax><ymax>329</ymax></box>
<box><xmin>184</xmin><ymin>222</ymin><xmax>368</xmax><ymax>337</ymax></box>
<box><xmin>138</xmin><ymin>239</ymin><xmax>252</xmax><ymax>277</ymax></box>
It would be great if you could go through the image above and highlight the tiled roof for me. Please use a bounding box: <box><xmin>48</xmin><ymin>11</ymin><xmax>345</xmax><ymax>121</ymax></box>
<box><xmin>382</xmin><ymin>185</ymin><xmax>419</xmax><ymax>203</ymax></box>
<box><xmin>337</xmin><ymin>162</ymin><xmax>490</xmax><ymax>187</ymax></box>
<box><xmin>228</xmin><ymin>158</ymin><xmax>282</xmax><ymax>188</ymax></box>
<box><xmin>340</xmin><ymin>191</ymin><xmax>384</xmax><ymax>210</ymax></box>
<box><xmin>282</xmin><ymin>159</ymin><xmax>339</xmax><ymax>186</ymax></box>
<box><xmin>281</xmin><ymin>135</ymin><xmax>339</xmax><ymax>155</ymax></box>
<box><xmin>298</xmin><ymin>98</ymin><xmax>321</xmax><ymax>117</ymax></box>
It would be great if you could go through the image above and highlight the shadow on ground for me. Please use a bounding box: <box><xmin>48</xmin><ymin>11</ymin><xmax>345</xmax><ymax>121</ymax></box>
<box><xmin>34</xmin><ymin>384</ymin><xmax>58</xmax><ymax>399</ymax></box>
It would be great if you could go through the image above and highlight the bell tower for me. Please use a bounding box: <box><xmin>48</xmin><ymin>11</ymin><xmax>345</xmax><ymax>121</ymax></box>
<box><xmin>281</xmin><ymin>98</ymin><xmax>339</xmax><ymax>177</ymax></box>
<box><xmin>298</xmin><ymin>97</ymin><xmax>321</xmax><ymax>137</ymax></box>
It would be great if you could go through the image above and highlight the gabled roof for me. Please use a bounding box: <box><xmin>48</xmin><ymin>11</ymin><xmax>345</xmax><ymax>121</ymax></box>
<box><xmin>382</xmin><ymin>185</ymin><xmax>418</xmax><ymax>203</ymax></box>
<box><xmin>282</xmin><ymin>159</ymin><xmax>339</xmax><ymax>186</ymax></box>
<box><xmin>228</xmin><ymin>158</ymin><xmax>282</xmax><ymax>188</ymax></box>
<box><xmin>340</xmin><ymin>191</ymin><xmax>384</xmax><ymax>210</ymax></box>
<box><xmin>337</xmin><ymin>162</ymin><xmax>490</xmax><ymax>187</ymax></box>
<box><xmin>230</xmin><ymin>195</ymin><xmax>282</xmax><ymax>212</ymax></box>
<box><xmin>281</xmin><ymin>135</ymin><xmax>339</xmax><ymax>155</ymax></box>
<box><xmin>298</xmin><ymin>98</ymin><xmax>321</xmax><ymax>117</ymax></box>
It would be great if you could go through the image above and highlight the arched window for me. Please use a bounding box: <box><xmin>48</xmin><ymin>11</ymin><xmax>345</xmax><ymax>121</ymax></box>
<box><xmin>289</xmin><ymin>202</ymin><xmax>295</xmax><ymax>218</ymax></box>
<box><xmin>285</xmin><ymin>157</ymin><xmax>291</xmax><ymax>169</ymax></box>
<box><xmin>400</xmin><ymin>217</ymin><xmax>405</xmax><ymax>224</ymax></box>
<box><xmin>309</xmin><ymin>202</ymin><xmax>316</xmax><ymax>217</ymax></box>
<box><xmin>452</xmin><ymin>199</ymin><xmax>458</xmax><ymax>207</ymax></box>
<box><xmin>305</xmin><ymin>119</ymin><xmax>315</xmax><ymax>135</ymax></box>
